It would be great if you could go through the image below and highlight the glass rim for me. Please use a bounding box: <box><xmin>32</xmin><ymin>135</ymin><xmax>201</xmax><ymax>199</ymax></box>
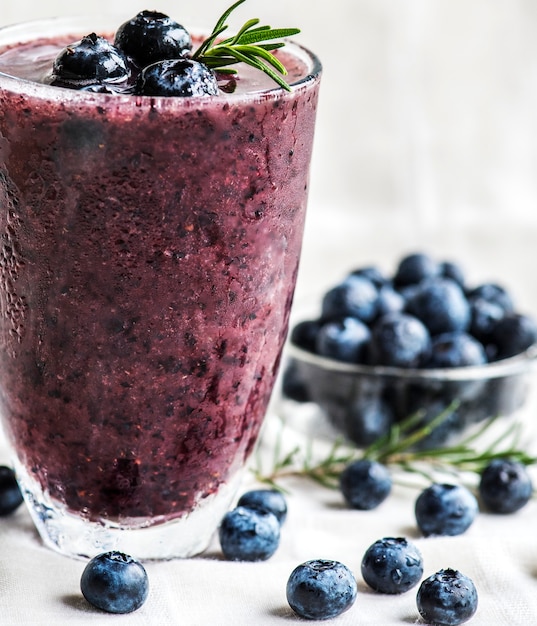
<box><xmin>287</xmin><ymin>339</ymin><xmax>537</xmax><ymax>382</ymax></box>
<box><xmin>0</xmin><ymin>15</ymin><xmax>322</xmax><ymax>105</ymax></box>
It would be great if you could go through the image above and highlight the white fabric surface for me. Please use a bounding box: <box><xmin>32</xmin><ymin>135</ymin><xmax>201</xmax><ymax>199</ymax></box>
<box><xmin>1</xmin><ymin>406</ymin><xmax>537</xmax><ymax>626</ymax></box>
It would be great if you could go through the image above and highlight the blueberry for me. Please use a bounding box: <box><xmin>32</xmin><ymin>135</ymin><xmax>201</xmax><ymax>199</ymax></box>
<box><xmin>393</xmin><ymin>252</ymin><xmax>440</xmax><ymax>288</ymax></box>
<box><xmin>426</xmin><ymin>332</ymin><xmax>487</xmax><ymax>368</ymax></box>
<box><xmin>236</xmin><ymin>489</ymin><xmax>288</xmax><ymax>524</ymax></box>
<box><xmin>469</xmin><ymin>298</ymin><xmax>505</xmax><ymax>344</ymax></box>
<box><xmin>406</xmin><ymin>279</ymin><xmax>471</xmax><ymax>335</ymax></box>
<box><xmin>349</xmin><ymin>265</ymin><xmax>387</xmax><ymax>289</ymax></box>
<box><xmin>321</xmin><ymin>275</ymin><xmax>378</xmax><ymax>322</ymax></box>
<box><xmin>369</xmin><ymin>313</ymin><xmax>431</xmax><ymax>367</ymax></box>
<box><xmin>286</xmin><ymin>559</ymin><xmax>357</xmax><ymax>620</ymax></box>
<box><xmin>80</xmin><ymin>551</ymin><xmax>149</xmax><ymax>614</ymax></box>
<box><xmin>415</xmin><ymin>483</ymin><xmax>478</xmax><ymax>536</ymax></box>
<box><xmin>339</xmin><ymin>459</ymin><xmax>392</xmax><ymax>510</ymax></box>
<box><xmin>361</xmin><ymin>537</ymin><xmax>423</xmax><ymax>594</ymax></box>
<box><xmin>375</xmin><ymin>284</ymin><xmax>405</xmax><ymax>317</ymax></box>
<box><xmin>0</xmin><ymin>466</ymin><xmax>24</xmax><ymax>516</ymax></box>
<box><xmin>114</xmin><ymin>10</ymin><xmax>191</xmax><ymax>68</ymax></box>
<box><xmin>51</xmin><ymin>33</ymin><xmax>128</xmax><ymax>88</ymax></box>
<box><xmin>218</xmin><ymin>506</ymin><xmax>280</xmax><ymax>561</ymax></box>
<box><xmin>417</xmin><ymin>568</ymin><xmax>478</xmax><ymax>626</ymax></box>
<box><xmin>479</xmin><ymin>459</ymin><xmax>533</xmax><ymax>513</ymax></box>
<box><xmin>136</xmin><ymin>59</ymin><xmax>219</xmax><ymax>97</ymax></box>
<box><xmin>290</xmin><ymin>319</ymin><xmax>322</xmax><ymax>353</ymax></box>
<box><xmin>80</xmin><ymin>83</ymin><xmax>132</xmax><ymax>94</ymax></box>
<box><xmin>315</xmin><ymin>317</ymin><xmax>371</xmax><ymax>363</ymax></box>
<box><xmin>490</xmin><ymin>312</ymin><xmax>537</xmax><ymax>359</ymax></box>
<box><xmin>281</xmin><ymin>360</ymin><xmax>311</xmax><ymax>402</ymax></box>
<box><xmin>440</xmin><ymin>260</ymin><xmax>466</xmax><ymax>288</ymax></box>
<box><xmin>345</xmin><ymin>394</ymin><xmax>394</xmax><ymax>446</ymax></box>
<box><xmin>467</xmin><ymin>283</ymin><xmax>514</xmax><ymax>313</ymax></box>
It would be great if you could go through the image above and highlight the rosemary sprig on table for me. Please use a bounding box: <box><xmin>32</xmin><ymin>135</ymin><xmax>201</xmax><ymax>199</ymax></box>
<box><xmin>253</xmin><ymin>406</ymin><xmax>537</xmax><ymax>490</ymax></box>
<box><xmin>192</xmin><ymin>0</ymin><xmax>300</xmax><ymax>90</ymax></box>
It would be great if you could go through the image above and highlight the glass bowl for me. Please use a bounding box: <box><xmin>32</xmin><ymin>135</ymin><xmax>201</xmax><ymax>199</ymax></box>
<box><xmin>278</xmin><ymin>339</ymin><xmax>537</xmax><ymax>449</ymax></box>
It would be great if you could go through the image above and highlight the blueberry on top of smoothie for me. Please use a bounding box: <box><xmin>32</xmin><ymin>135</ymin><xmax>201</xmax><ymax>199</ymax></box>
<box><xmin>136</xmin><ymin>59</ymin><xmax>219</xmax><ymax>97</ymax></box>
<box><xmin>51</xmin><ymin>33</ymin><xmax>129</xmax><ymax>88</ymax></box>
<box><xmin>114</xmin><ymin>10</ymin><xmax>192</xmax><ymax>68</ymax></box>
<box><xmin>44</xmin><ymin>2</ymin><xmax>300</xmax><ymax>95</ymax></box>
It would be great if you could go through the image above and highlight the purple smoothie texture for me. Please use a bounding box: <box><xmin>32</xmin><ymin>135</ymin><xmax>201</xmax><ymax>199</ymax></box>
<box><xmin>0</xmin><ymin>32</ymin><xmax>320</xmax><ymax>523</ymax></box>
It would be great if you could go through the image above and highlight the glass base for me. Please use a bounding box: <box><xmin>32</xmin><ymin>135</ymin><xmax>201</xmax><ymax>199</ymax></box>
<box><xmin>15</xmin><ymin>462</ymin><xmax>241</xmax><ymax>561</ymax></box>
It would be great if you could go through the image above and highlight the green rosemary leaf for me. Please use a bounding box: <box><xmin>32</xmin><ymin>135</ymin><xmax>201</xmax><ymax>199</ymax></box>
<box><xmin>228</xmin><ymin>18</ymin><xmax>261</xmax><ymax>44</ymax></box>
<box><xmin>278</xmin><ymin>446</ymin><xmax>301</xmax><ymax>469</ymax></box>
<box><xmin>213</xmin><ymin>0</ymin><xmax>247</xmax><ymax>35</ymax></box>
<box><xmin>193</xmin><ymin>25</ymin><xmax>229</xmax><ymax>59</ymax></box>
<box><xmin>191</xmin><ymin>0</ymin><xmax>299</xmax><ymax>90</ymax></box>
<box><xmin>227</xmin><ymin>27</ymin><xmax>301</xmax><ymax>46</ymax></box>
<box><xmin>253</xmin><ymin>396</ymin><xmax>536</xmax><ymax>492</ymax></box>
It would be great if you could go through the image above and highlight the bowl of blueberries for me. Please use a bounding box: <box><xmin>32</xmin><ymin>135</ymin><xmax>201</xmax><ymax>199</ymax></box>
<box><xmin>280</xmin><ymin>252</ymin><xmax>537</xmax><ymax>448</ymax></box>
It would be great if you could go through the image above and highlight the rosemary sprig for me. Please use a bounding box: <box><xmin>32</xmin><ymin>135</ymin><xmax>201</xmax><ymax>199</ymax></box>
<box><xmin>192</xmin><ymin>0</ymin><xmax>300</xmax><ymax>91</ymax></box>
<box><xmin>252</xmin><ymin>408</ymin><xmax>537</xmax><ymax>490</ymax></box>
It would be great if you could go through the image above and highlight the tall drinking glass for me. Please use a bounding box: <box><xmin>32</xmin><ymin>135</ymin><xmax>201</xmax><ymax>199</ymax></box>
<box><xmin>0</xmin><ymin>16</ymin><xmax>321</xmax><ymax>559</ymax></box>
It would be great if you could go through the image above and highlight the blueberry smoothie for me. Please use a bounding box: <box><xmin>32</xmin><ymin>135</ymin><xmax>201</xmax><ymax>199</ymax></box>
<box><xmin>0</xmin><ymin>13</ymin><xmax>321</xmax><ymax>558</ymax></box>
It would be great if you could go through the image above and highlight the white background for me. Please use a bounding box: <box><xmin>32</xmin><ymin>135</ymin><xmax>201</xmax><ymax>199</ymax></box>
<box><xmin>2</xmin><ymin>0</ymin><xmax>537</xmax><ymax>306</ymax></box>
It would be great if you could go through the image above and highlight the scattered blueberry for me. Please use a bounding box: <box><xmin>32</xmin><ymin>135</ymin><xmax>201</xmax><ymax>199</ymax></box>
<box><xmin>426</xmin><ymin>332</ymin><xmax>487</xmax><ymax>368</ymax></box>
<box><xmin>114</xmin><ymin>10</ymin><xmax>191</xmax><ymax>68</ymax></box>
<box><xmin>415</xmin><ymin>483</ymin><xmax>478</xmax><ymax>536</ymax></box>
<box><xmin>393</xmin><ymin>252</ymin><xmax>440</xmax><ymax>288</ymax></box>
<box><xmin>136</xmin><ymin>59</ymin><xmax>219</xmax><ymax>97</ymax></box>
<box><xmin>417</xmin><ymin>568</ymin><xmax>478</xmax><ymax>626</ymax></box>
<box><xmin>316</xmin><ymin>317</ymin><xmax>371</xmax><ymax>363</ymax></box>
<box><xmin>286</xmin><ymin>559</ymin><xmax>357</xmax><ymax>620</ymax></box>
<box><xmin>490</xmin><ymin>313</ymin><xmax>537</xmax><ymax>359</ymax></box>
<box><xmin>361</xmin><ymin>537</ymin><xmax>423</xmax><ymax>594</ymax></box>
<box><xmin>339</xmin><ymin>459</ymin><xmax>392</xmax><ymax>510</ymax></box>
<box><xmin>237</xmin><ymin>489</ymin><xmax>288</xmax><ymax>524</ymax></box>
<box><xmin>218</xmin><ymin>506</ymin><xmax>280</xmax><ymax>561</ymax></box>
<box><xmin>369</xmin><ymin>313</ymin><xmax>431</xmax><ymax>367</ymax></box>
<box><xmin>80</xmin><ymin>551</ymin><xmax>149</xmax><ymax>614</ymax></box>
<box><xmin>0</xmin><ymin>466</ymin><xmax>24</xmax><ymax>516</ymax></box>
<box><xmin>51</xmin><ymin>33</ymin><xmax>129</xmax><ymax>88</ymax></box>
<box><xmin>479</xmin><ymin>459</ymin><xmax>533</xmax><ymax>514</ymax></box>
<box><xmin>321</xmin><ymin>275</ymin><xmax>378</xmax><ymax>322</ymax></box>
<box><xmin>406</xmin><ymin>279</ymin><xmax>471</xmax><ymax>335</ymax></box>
